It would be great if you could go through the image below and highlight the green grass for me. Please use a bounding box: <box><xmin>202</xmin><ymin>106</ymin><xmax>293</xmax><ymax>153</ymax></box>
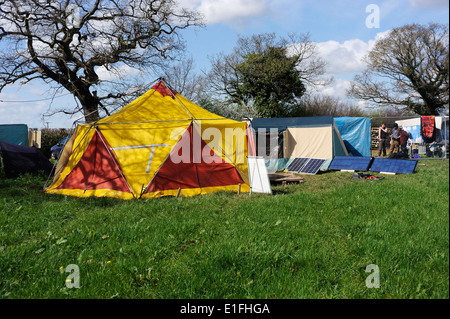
<box><xmin>0</xmin><ymin>160</ymin><xmax>448</xmax><ymax>299</ymax></box>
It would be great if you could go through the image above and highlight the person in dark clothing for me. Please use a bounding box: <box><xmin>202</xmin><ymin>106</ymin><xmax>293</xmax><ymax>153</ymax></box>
<box><xmin>398</xmin><ymin>127</ymin><xmax>410</xmax><ymax>154</ymax></box>
<box><xmin>378</xmin><ymin>123</ymin><xmax>388</xmax><ymax>157</ymax></box>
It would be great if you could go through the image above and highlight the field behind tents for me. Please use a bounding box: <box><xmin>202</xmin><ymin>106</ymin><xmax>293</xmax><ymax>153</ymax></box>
<box><xmin>0</xmin><ymin>159</ymin><xmax>448</xmax><ymax>299</ymax></box>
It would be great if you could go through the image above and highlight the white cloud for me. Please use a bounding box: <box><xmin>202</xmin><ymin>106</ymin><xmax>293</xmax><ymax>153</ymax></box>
<box><xmin>315</xmin><ymin>78</ymin><xmax>352</xmax><ymax>99</ymax></box>
<box><xmin>178</xmin><ymin>0</ymin><xmax>269</xmax><ymax>25</ymax></box>
<box><xmin>315</xmin><ymin>30</ymin><xmax>391</xmax><ymax>76</ymax></box>
<box><xmin>95</xmin><ymin>64</ymin><xmax>142</xmax><ymax>81</ymax></box>
<box><xmin>317</xmin><ymin>39</ymin><xmax>370</xmax><ymax>75</ymax></box>
<box><xmin>304</xmin><ymin>30</ymin><xmax>392</xmax><ymax>100</ymax></box>
<box><xmin>357</xmin><ymin>100</ymin><xmax>371</xmax><ymax>110</ymax></box>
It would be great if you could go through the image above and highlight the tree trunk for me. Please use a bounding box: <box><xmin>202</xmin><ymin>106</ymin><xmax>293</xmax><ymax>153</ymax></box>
<box><xmin>83</xmin><ymin>104</ymin><xmax>100</xmax><ymax>123</ymax></box>
<box><xmin>73</xmin><ymin>84</ymin><xmax>100</xmax><ymax>123</ymax></box>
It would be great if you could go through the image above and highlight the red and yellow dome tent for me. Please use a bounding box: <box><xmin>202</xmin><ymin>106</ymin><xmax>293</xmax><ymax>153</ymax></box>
<box><xmin>44</xmin><ymin>80</ymin><xmax>253</xmax><ymax>199</ymax></box>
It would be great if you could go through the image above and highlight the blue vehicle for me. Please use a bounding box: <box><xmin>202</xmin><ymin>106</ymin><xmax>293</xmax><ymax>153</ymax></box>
<box><xmin>50</xmin><ymin>136</ymin><xmax>71</xmax><ymax>160</ymax></box>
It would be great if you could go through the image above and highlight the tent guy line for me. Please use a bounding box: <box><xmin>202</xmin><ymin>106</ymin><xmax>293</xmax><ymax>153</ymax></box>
<box><xmin>111</xmin><ymin>144</ymin><xmax>169</xmax><ymax>150</ymax></box>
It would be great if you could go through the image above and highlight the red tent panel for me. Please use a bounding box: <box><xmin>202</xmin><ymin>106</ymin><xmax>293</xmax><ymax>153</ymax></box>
<box><xmin>151</xmin><ymin>81</ymin><xmax>177</xmax><ymax>98</ymax></box>
<box><xmin>145</xmin><ymin>124</ymin><xmax>244</xmax><ymax>194</ymax></box>
<box><xmin>56</xmin><ymin>130</ymin><xmax>130</xmax><ymax>193</ymax></box>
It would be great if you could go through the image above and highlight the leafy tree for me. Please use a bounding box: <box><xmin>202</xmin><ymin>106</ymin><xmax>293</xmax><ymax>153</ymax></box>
<box><xmin>0</xmin><ymin>0</ymin><xmax>202</xmax><ymax>123</ymax></box>
<box><xmin>348</xmin><ymin>23</ymin><xmax>449</xmax><ymax>115</ymax></box>
<box><xmin>234</xmin><ymin>46</ymin><xmax>305</xmax><ymax>117</ymax></box>
<box><xmin>207</xmin><ymin>33</ymin><xmax>328</xmax><ymax>118</ymax></box>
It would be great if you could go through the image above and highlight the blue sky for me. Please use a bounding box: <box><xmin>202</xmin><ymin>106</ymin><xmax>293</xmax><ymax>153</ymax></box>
<box><xmin>0</xmin><ymin>0</ymin><xmax>449</xmax><ymax>129</ymax></box>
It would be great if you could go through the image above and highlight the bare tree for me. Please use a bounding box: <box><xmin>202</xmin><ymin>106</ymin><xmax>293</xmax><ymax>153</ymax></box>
<box><xmin>298</xmin><ymin>94</ymin><xmax>365</xmax><ymax>117</ymax></box>
<box><xmin>348</xmin><ymin>23</ymin><xmax>449</xmax><ymax>115</ymax></box>
<box><xmin>162</xmin><ymin>56</ymin><xmax>206</xmax><ymax>103</ymax></box>
<box><xmin>0</xmin><ymin>0</ymin><xmax>203</xmax><ymax>123</ymax></box>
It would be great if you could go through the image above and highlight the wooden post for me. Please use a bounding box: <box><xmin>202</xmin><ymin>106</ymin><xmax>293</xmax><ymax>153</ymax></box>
<box><xmin>176</xmin><ymin>187</ymin><xmax>181</xmax><ymax>198</ymax></box>
<box><xmin>237</xmin><ymin>183</ymin><xmax>241</xmax><ymax>195</ymax></box>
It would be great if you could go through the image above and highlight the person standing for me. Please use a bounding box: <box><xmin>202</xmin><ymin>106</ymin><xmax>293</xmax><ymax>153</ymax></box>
<box><xmin>389</xmin><ymin>123</ymin><xmax>400</xmax><ymax>155</ymax></box>
<box><xmin>398</xmin><ymin>127</ymin><xmax>410</xmax><ymax>154</ymax></box>
<box><xmin>378</xmin><ymin>123</ymin><xmax>388</xmax><ymax>157</ymax></box>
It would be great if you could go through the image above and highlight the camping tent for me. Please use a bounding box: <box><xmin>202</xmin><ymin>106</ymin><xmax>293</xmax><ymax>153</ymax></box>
<box><xmin>0</xmin><ymin>141</ymin><xmax>53</xmax><ymax>178</ymax></box>
<box><xmin>334</xmin><ymin>117</ymin><xmax>371</xmax><ymax>157</ymax></box>
<box><xmin>0</xmin><ymin>124</ymin><xmax>29</xmax><ymax>146</ymax></box>
<box><xmin>251</xmin><ymin>116</ymin><xmax>348</xmax><ymax>160</ymax></box>
<box><xmin>44</xmin><ymin>81</ymin><xmax>252</xmax><ymax>199</ymax></box>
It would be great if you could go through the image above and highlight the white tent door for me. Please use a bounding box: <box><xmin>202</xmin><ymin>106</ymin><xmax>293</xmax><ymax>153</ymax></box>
<box><xmin>285</xmin><ymin>127</ymin><xmax>333</xmax><ymax>159</ymax></box>
<box><xmin>247</xmin><ymin>156</ymin><xmax>272</xmax><ymax>194</ymax></box>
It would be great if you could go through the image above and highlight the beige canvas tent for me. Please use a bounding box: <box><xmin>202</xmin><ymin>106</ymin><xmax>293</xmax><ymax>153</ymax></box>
<box><xmin>251</xmin><ymin>116</ymin><xmax>348</xmax><ymax>160</ymax></box>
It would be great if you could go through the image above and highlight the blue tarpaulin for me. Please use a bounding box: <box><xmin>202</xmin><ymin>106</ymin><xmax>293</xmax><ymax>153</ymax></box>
<box><xmin>0</xmin><ymin>124</ymin><xmax>29</xmax><ymax>146</ymax></box>
<box><xmin>335</xmin><ymin>117</ymin><xmax>371</xmax><ymax>157</ymax></box>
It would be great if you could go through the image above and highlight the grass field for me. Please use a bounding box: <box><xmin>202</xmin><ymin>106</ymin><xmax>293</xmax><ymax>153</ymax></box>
<box><xmin>0</xmin><ymin>159</ymin><xmax>448</xmax><ymax>299</ymax></box>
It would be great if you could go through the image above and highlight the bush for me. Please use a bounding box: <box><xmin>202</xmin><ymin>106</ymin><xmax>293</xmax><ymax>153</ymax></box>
<box><xmin>40</xmin><ymin>128</ymin><xmax>75</xmax><ymax>158</ymax></box>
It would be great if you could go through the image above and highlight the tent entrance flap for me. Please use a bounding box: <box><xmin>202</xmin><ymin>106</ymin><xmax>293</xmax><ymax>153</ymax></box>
<box><xmin>55</xmin><ymin>129</ymin><xmax>133</xmax><ymax>196</ymax></box>
<box><xmin>143</xmin><ymin>124</ymin><xmax>245</xmax><ymax>196</ymax></box>
<box><xmin>285</xmin><ymin>126</ymin><xmax>333</xmax><ymax>159</ymax></box>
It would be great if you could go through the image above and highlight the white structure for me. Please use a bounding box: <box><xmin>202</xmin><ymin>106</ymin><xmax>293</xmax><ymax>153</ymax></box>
<box><xmin>396</xmin><ymin>116</ymin><xmax>449</xmax><ymax>144</ymax></box>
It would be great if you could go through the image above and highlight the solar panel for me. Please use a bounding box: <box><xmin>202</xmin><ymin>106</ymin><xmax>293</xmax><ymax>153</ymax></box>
<box><xmin>320</xmin><ymin>159</ymin><xmax>332</xmax><ymax>171</ymax></box>
<box><xmin>369</xmin><ymin>158</ymin><xmax>417</xmax><ymax>174</ymax></box>
<box><xmin>287</xmin><ymin>157</ymin><xmax>309</xmax><ymax>172</ymax></box>
<box><xmin>300</xmin><ymin>159</ymin><xmax>326</xmax><ymax>175</ymax></box>
<box><xmin>329</xmin><ymin>156</ymin><xmax>373</xmax><ymax>171</ymax></box>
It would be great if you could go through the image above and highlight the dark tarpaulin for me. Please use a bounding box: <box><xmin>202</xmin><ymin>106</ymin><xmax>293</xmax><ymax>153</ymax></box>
<box><xmin>0</xmin><ymin>141</ymin><xmax>53</xmax><ymax>178</ymax></box>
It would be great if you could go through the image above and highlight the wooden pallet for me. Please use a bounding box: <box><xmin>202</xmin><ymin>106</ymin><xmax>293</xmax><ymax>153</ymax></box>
<box><xmin>269</xmin><ymin>173</ymin><xmax>304</xmax><ymax>183</ymax></box>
